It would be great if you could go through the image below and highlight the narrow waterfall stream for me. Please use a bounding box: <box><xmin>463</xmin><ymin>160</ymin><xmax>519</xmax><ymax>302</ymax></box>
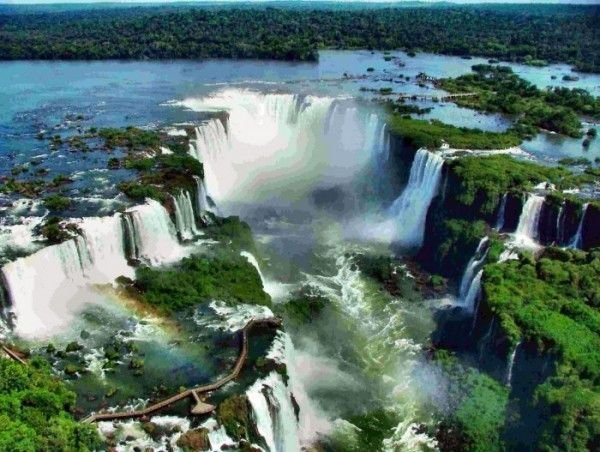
<box><xmin>569</xmin><ymin>203</ymin><xmax>589</xmax><ymax>249</ymax></box>
<box><xmin>514</xmin><ymin>194</ymin><xmax>544</xmax><ymax>247</ymax></box>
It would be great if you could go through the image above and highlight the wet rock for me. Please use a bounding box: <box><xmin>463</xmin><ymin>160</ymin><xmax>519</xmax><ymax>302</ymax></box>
<box><xmin>176</xmin><ymin>428</ymin><xmax>211</xmax><ymax>451</ymax></box>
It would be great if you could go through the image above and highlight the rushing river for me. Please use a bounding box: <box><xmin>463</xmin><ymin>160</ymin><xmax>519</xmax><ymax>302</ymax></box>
<box><xmin>1</xmin><ymin>51</ymin><xmax>599</xmax><ymax>451</ymax></box>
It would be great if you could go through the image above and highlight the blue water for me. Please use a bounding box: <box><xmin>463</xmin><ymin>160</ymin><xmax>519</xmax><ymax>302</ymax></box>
<box><xmin>1</xmin><ymin>50</ymin><xmax>598</xmax><ymax>181</ymax></box>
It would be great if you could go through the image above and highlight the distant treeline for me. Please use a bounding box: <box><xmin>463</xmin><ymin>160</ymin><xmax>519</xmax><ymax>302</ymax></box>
<box><xmin>0</xmin><ymin>4</ymin><xmax>598</xmax><ymax>72</ymax></box>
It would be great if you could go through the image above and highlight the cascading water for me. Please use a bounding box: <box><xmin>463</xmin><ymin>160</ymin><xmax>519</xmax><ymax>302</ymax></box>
<box><xmin>172</xmin><ymin>190</ymin><xmax>200</xmax><ymax>241</ymax></box>
<box><xmin>505</xmin><ymin>340</ymin><xmax>522</xmax><ymax>387</ymax></box>
<box><xmin>78</xmin><ymin>215</ymin><xmax>135</xmax><ymax>283</ymax></box>
<box><xmin>180</xmin><ymin>89</ymin><xmax>383</xmax><ymax>204</ymax></box>
<box><xmin>556</xmin><ymin>203</ymin><xmax>565</xmax><ymax>244</ymax></box>
<box><xmin>389</xmin><ymin>148</ymin><xmax>444</xmax><ymax>248</ymax></box>
<box><xmin>496</xmin><ymin>193</ymin><xmax>507</xmax><ymax>231</ymax></box>
<box><xmin>569</xmin><ymin>203</ymin><xmax>588</xmax><ymax>249</ymax></box>
<box><xmin>1</xmin><ymin>213</ymin><xmax>135</xmax><ymax>338</ymax></box>
<box><xmin>247</xmin><ymin>371</ymin><xmax>301</xmax><ymax>452</ymax></box>
<box><xmin>458</xmin><ymin>237</ymin><xmax>489</xmax><ymax>312</ymax></box>
<box><xmin>240</xmin><ymin>251</ymin><xmax>266</xmax><ymax>285</ymax></box>
<box><xmin>125</xmin><ymin>199</ymin><xmax>185</xmax><ymax>265</ymax></box>
<box><xmin>514</xmin><ymin>194</ymin><xmax>544</xmax><ymax>246</ymax></box>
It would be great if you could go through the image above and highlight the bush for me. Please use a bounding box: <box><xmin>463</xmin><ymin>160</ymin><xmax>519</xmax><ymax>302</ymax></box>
<box><xmin>0</xmin><ymin>358</ymin><xmax>100</xmax><ymax>451</ymax></box>
<box><xmin>43</xmin><ymin>194</ymin><xmax>71</xmax><ymax>211</ymax></box>
<box><xmin>135</xmin><ymin>251</ymin><xmax>271</xmax><ymax>312</ymax></box>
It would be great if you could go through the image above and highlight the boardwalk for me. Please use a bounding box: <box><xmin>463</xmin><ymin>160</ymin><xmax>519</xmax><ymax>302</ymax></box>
<box><xmin>0</xmin><ymin>344</ymin><xmax>27</xmax><ymax>365</ymax></box>
<box><xmin>396</xmin><ymin>92</ymin><xmax>478</xmax><ymax>101</ymax></box>
<box><xmin>82</xmin><ymin>317</ymin><xmax>282</xmax><ymax>423</ymax></box>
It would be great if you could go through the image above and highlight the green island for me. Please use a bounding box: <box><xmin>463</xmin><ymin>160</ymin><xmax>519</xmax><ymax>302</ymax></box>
<box><xmin>388</xmin><ymin>116</ymin><xmax>521</xmax><ymax>150</ymax></box>
<box><xmin>439</xmin><ymin>64</ymin><xmax>600</xmax><ymax>138</ymax></box>
<box><xmin>0</xmin><ymin>3</ymin><xmax>597</xmax><ymax>72</ymax></box>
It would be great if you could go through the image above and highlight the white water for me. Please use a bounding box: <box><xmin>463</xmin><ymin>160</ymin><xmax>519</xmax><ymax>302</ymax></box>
<box><xmin>304</xmin><ymin>247</ymin><xmax>438</xmax><ymax>451</ymax></box>
<box><xmin>505</xmin><ymin>340</ymin><xmax>522</xmax><ymax>387</ymax></box>
<box><xmin>496</xmin><ymin>193</ymin><xmax>507</xmax><ymax>230</ymax></box>
<box><xmin>194</xmin><ymin>175</ymin><xmax>214</xmax><ymax>214</ymax></box>
<box><xmin>389</xmin><ymin>148</ymin><xmax>444</xmax><ymax>248</ymax></box>
<box><xmin>569</xmin><ymin>203</ymin><xmax>588</xmax><ymax>249</ymax></box>
<box><xmin>513</xmin><ymin>194</ymin><xmax>544</xmax><ymax>247</ymax></box>
<box><xmin>172</xmin><ymin>190</ymin><xmax>200</xmax><ymax>241</ymax></box>
<box><xmin>1</xmin><ymin>213</ymin><xmax>135</xmax><ymax>338</ymax></box>
<box><xmin>247</xmin><ymin>371</ymin><xmax>301</xmax><ymax>452</ymax></box>
<box><xmin>126</xmin><ymin>199</ymin><xmax>185</xmax><ymax>265</ymax></box>
<box><xmin>458</xmin><ymin>237</ymin><xmax>489</xmax><ymax>312</ymax></box>
<box><xmin>241</xmin><ymin>251</ymin><xmax>265</xmax><ymax>284</ymax></box>
<box><xmin>181</xmin><ymin>89</ymin><xmax>381</xmax><ymax>204</ymax></box>
<box><xmin>556</xmin><ymin>203</ymin><xmax>565</xmax><ymax>244</ymax></box>
<box><xmin>78</xmin><ymin>215</ymin><xmax>135</xmax><ymax>282</ymax></box>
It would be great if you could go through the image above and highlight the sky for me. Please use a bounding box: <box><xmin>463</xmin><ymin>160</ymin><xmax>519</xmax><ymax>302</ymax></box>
<box><xmin>2</xmin><ymin>0</ymin><xmax>598</xmax><ymax>5</ymax></box>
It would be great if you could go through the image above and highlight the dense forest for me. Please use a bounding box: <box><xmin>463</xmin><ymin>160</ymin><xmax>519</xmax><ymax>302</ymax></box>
<box><xmin>0</xmin><ymin>4</ymin><xmax>598</xmax><ymax>72</ymax></box>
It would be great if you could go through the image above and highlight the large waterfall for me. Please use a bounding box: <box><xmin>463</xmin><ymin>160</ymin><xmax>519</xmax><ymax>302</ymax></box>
<box><xmin>389</xmin><ymin>148</ymin><xmax>444</xmax><ymax>248</ymax></box>
<box><xmin>181</xmin><ymin>89</ymin><xmax>386</xmax><ymax>204</ymax></box>
<box><xmin>125</xmin><ymin>199</ymin><xmax>185</xmax><ymax>265</ymax></box>
<box><xmin>1</xmin><ymin>213</ymin><xmax>134</xmax><ymax>338</ymax></box>
<box><xmin>247</xmin><ymin>371</ymin><xmax>300</xmax><ymax>452</ymax></box>
<box><xmin>172</xmin><ymin>190</ymin><xmax>200</xmax><ymax>241</ymax></box>
<box><xmin>458</xmin><ymin>237</ymin><xmax>489</xmax><ymax>312</ymax></box>
<box><xmin>514</xmin><ymin>194</ymin><xmax>544</xmax><ymax>246</ymax></box>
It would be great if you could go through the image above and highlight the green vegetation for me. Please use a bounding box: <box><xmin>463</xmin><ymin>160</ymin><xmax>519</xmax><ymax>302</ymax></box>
<box><xmin>205</xmin><ymin>216</ymin><xmax>256</xmax><ymax>253</ymax></box>
<box><xmin>388</xmin><ymin>116</ymin><xmax>521</xmax><ymax>150</ymax></box>
<box><xmin>216</xmin><ymin>395</ymin><xmax>254</xmax><ymax>442</ymax></box>
<box><xmin>99</xmin><ymin>127</ymin><xmax>160</xmax><ymax>151</ymax></box>
<box><xmin>43</xmin><ymin>194</ymin><xmax>71</xmax><ymax>211</ymax></box>
<box><xmin>0</xmin><ymin>4</ymin><xmax>598</xmax><ymax>71</ymax></box>
<box><xmin>135</xmin><ymin>251</ymin><xmax>271</xmax><ymax>313</ymax></box>
<box><xmin>480</xmin><ymin>247</ymin><xmax>600</xmax><ymax>450</ymax></box>
<box><xmin>432</xmin><ymin>352</ymin><xmax>509</xmax><ymax>452</ymax></box>
<box><xmin>353</xmin><ymin>253</ymin><xmax>420</xmax><ymax>299</ymax></box>
<box><xmin>0</xmin><ymin>358</ymin><xmax>100</xmax><ymax>451</ymax></box>
<box><xmin>440</xmin><ymin>65</ymin><xmax>600</xmax><ymax>137</ymax></box>
<box><xmin>446</xmin><ymin>155</ymin><xmax>568</xmax><ymax>216</ymax></box>
<box><xmin>38</xmin><ymin>217</ymin><xmax>79</xmax><ymax>244</ymax></box>
<box><xmin>279</xmin><ymin>286</ymin><xmax>328</xmax><ymax>327</ymax></box>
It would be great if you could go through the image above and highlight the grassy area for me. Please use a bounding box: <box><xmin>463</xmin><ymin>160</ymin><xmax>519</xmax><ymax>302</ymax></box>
<box><xmin>387</xmin><ymin>116</ymin><xmax>521</xmax><ymax>150</ymax></box>
<box><xmin>135</xmin><ymin>250</ymin><xmax>271</xmax><ymax>313</ymax></box>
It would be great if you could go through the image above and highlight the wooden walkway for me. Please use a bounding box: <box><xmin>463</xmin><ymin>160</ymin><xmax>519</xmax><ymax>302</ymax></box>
<box><xmin>396</xmin><ymin>92</ymin><xmax>478</xmax><ymax>101</ymax></box>
<box><xmin>0</xmin><ymin>344</ymin><xmax>27</xmax><ymax>365</ymax></box>
<box><xmin>81</xmin><ymin>317</ymin><xmax>282</xmax><ymax>423</ymax></box>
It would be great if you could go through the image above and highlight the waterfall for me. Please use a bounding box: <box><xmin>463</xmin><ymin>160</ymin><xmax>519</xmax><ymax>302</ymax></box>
<box><xmin>459</xmin><ymin>238</ymin><xmax>489</xmax><ymax>299</ymax></box>
<box><xmin>247</xmin><ymin>371</ymin><xmax>301</xmax><ymax>452</ymax></box>
<box><xmin>240</xmin><ymin>251</ymin><xmax>265</xmax><ymax>286</ymax></box>
<box><xmin>1</xmin><ymin>213</ymin><xmax>134</xmax><ymax>339</ymax></box>
<box><xmin>125</xmin><ymin>199</ymin><xmax>184</xmax><ymax>265</ymax></box>
<box><xmin>193</xmin><ymin>175</ymin><xmax>212</xmax><ymax>213</ymax></box>
<box><xmin>556</xmin><ymin>203</ymin><xmax>565</xmax><ymax>244</ymax></box>
<box><xmin>79</xmin><ymin>215</ymin><xmax>135</xmax><ymax>283</ymax></box>
<box><xmin>496</xmin><ymin>194</ymin><xmax>507</xmax><ymax>231</ymax></box>
<box><xmin>514</xmin><ymin>194</ymin><xmax>544</xmax><ymax>245</ymax></box>
<box><xmin>478</xmin><ymin>317</ymin><xmax>495</xmax><ymax>363</ymax></box>
<box><xmin>180</xmin><ymin>89</ymin><xmax>382</xmax><ymax>204</ymax></box>
<box><xmin>569</xmin><ymin>203</ymin><xmax>588</xmax><ymax>249</ymax></box>
<box><xmin>458</xmin><ymin>237</ymin><xmax>489</xmax><ymax>312</ymax></box>
<box><xmin>172</xmin><ymin>190</ymin><xmax>200</xmax><ymax>241</ymax></box>
<box><xmin>389</xmin><ymin>148</ymin><xmax>444</xmax><ymax>248</ymax></box>
<box><xmin>505</xmin><ymin>340</ymin><xmax>521</xmax><ymax>387</ymax></box>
